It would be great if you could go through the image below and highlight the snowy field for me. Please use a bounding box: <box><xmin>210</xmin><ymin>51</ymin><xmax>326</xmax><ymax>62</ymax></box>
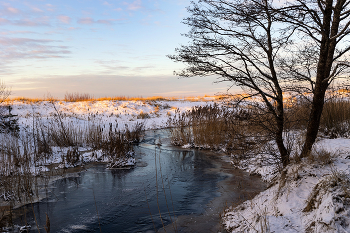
<box><xmin>2</xmin><ymin>98</ymin><xmax>350</xmax><ymax>232</ymax></box>
<box><xmin>0</xmin><ymin>98</ymin><xmax>218</xmax><ymax>172</ymax></box>
<box><xmin>10</xmin><ymin>98</ymin><xmax>215</xmax><ymax>131</ymax></box>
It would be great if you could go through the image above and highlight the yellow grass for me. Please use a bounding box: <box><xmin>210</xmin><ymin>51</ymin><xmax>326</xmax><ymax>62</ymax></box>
<box><xmin>4</xmin><ymin>97</ymin><xmax>59</xmax><ymax>104</ymax></box>
<box><xmin>4</xmin><ymin>94</ymin><xmax>230</xmax><ymax>103</ymax></box>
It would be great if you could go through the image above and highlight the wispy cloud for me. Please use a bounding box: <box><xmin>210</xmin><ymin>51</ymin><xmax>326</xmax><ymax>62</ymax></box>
<box><xmin>95</xmin><ymin>59</ymin><xmax>155</xmax><ymax>75</ymax></box>
<box><xmin>45</xmin><ymin>4</ymin><xmax>55</xmax><ymax>12</ymax></box>
<box><xmin>78</xmin><ymin>17</ymin><xmax>94</xmax><ymax>25</ymax></box>
<box><xmin>6</xmin><ymin>7</ymin><xmax>20</xmax><ymax>14</ymax></box>
<box><xmin>96</xmin><ymin>19</ymin><xmax>114</xmax><ymax>25</ymax></box>
<box><xmin>77</xmin><ymin>17</ymin><xmax>124</xmax><ymax>25</ymax></box>
<box><xmin>0</xmin><ymin>37</ymin><xmax>54</xmax><ymax>46</ymax></box>
<box><xmin>0</xmin><ymin>30</ymin><xmax>36</xmax><ymax>35</ymax></box>
<box><xmin>9</xmin><ymin>74</ymin><xmax>228</xmax><ymax>98</ymax></box>
<box><xmin>0</xmin><ymin>37</ymin><xmax>71</xmax><ymax>61</ymax></box>
<box><xmin>0</xmin><ymin>17</ymin><xmax>50</xmax><ymax>26</ymax></box>
<box><xmin>57</xmin><ymin>15</ymin><xmax>71</xmax><ymax>24</ymax></box>
<box><xmin>103</xmin><ymin>1</ymin><xmax>113</xmax><ymax>6</ymax></box>
<box><xmin>31</xmin><ymin>7</ymin><xmax>43</xmax><ymax>13</ymax></box>
<box><xmin>13</xmin><ymin>17</ymin><xmax>50</xmax><ymax>26</ymax></box>
<box><xmin>0</xmin><ymin>18</ymin><xmax>10</xmax><ymax>24</ymax></box>
<box><xmin>124</xmin><ymin>0</ymin><xmax>143</xmax><ymax>11</ymax></box>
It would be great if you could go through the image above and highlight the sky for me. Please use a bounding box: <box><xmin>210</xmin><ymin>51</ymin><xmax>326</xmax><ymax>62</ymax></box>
<box><xmin>0</xmin><ymin>0</ymin><xmax>232</xmax><ymax>98</ymax></box>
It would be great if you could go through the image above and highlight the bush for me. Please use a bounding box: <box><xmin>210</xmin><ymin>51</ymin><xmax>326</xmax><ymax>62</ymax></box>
<box><xmin>64</xmin><ymin>92</ymin><xmax>93</xmax><ymax>102</ymax></box>
<box><xmin>0</xmin><ymin>105</ymin><xmax>19</xmax><ymax>135</ymax></box>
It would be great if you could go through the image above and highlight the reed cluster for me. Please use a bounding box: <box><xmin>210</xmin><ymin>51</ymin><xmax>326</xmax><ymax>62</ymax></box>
<box><xmin>167</xmin><ymin>104</ymin><xmax>270</xmax><ymax>155</ymax></box>
<box><xmin>167</xmin><ymin>96</ymin><xmax>350</xmax><ymax>156</ymax></box>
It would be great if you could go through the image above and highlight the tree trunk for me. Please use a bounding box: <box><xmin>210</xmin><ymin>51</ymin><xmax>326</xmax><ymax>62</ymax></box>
<box><xmin>276</xmin><ymin>125</ymin><xmax>289</xmax><ymax>167</ymax></box>
<box><xmin>300</xmin><ymin>83</ymin><xmax>328</xmax><ymax>158</ymax></box>
<box><xmin>300</xmin><ymin>0</ymin><xmax>342</xmax><ymax>158</ymax></box>
<box><xmin>275</xmin><ymin>96</ymin><xmax>289</xmax><ymax>167</ymax></box>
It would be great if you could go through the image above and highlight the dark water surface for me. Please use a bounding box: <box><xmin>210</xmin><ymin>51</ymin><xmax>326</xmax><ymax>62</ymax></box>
<box><xmin>13</xmin><ymin>129</ymin><xmax>265</xmax><ymax>233</ymax></box>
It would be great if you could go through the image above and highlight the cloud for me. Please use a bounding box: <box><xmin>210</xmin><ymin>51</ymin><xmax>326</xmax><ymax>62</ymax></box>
<box><xmin>95</xmin><ymin>59</ymin><xmax>155</xmax><ymax>74</ymax></box>
<box><xmin>0</xmin><ymin>37</ymin><xmax>71</xmax><ymax>61</ymax></box>
<box><xmin>77</xmin><ymin>17</ymin><xmax>123</xmax><ymax>25</ymax></box>
<box><xmin>0</xmin><ymin>18</ymin><xmax>10</xmax><ymax>24</ymax></box>
<box><xmin>6</xmin><ymin>7</ymin><xmax>20</xmax><ymax>14</ymax></box>
<box><xmin>96</xmin><ymin>19</ymin><xmax>114</xmax><ymax>25</ymax></box>
<box><xmin>103</xmin><ymin>1</ymin><xmax>112</xmax><ymax>6</ymax></box>
<box><xmin>0</xmin><ymin>30</ymin><xmax>36</xmax><ymax>35</ymax></box>
<box><xmin>0</xmin><ymin>17</ymin><xmax>51</xmax><ymax>27</ymax></box>
<box><xmin>58</xmin><ymin>15</ymin><xmax>71</xmax><ymax>24</ymax></box>
<box><xmin>77</xmin><ymin>17</ymin><xmax>94</xmax><ymax>24</ymax></box>
<box><xmin>124</xmin><ymin>0</ymin><xmax>143</xmax><ymax>11</ymax></box>
<box><xmin>13</xmin><ymin>17</ymin><xmax>50</xmax><ymax>26</ymax></box>
<box><xmin>46</xmin><ymin>4</ymin><xmax>55</xmax><ymax>12</ymax></box>
<box><xmin>9</xmin><ymin>74</ymin><xmax>230</xmax><ymax>98</ymax></box>
<box><xmin>0</xmin><ymin>37</ymin><xmax>54</xmax><ymax>46</ymax></box>
<box><xmin>31</xmin><ymin>7</ymin><xmax>43</xmax><ymax>13</ymax></box>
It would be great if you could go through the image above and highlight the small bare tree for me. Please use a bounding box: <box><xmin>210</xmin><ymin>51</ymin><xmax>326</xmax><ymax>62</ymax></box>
<box><xmin>0</xmin><ymin>80</ymin><xmax>10</xmax><ymax>104</ymax></box>
<box><xmin>168</xmin><ymin>0</ymin><xmax>350</xmax><ymax>167</ymax></box>
<box><xmin>0</xmin><ymin>81</ymin><xmax>17</xmax><ymax>134</ymax></box>
<box><xmin>0</xmin><ymin>80</ymin><xmax>11</xmax><ymax>117</ymax></box>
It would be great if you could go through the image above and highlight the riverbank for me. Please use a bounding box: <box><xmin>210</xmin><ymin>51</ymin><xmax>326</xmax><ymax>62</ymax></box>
<box><xmin>223</xmin><ymin>138</ymin><xmax>350</xmax><ymax>232</ymax></box>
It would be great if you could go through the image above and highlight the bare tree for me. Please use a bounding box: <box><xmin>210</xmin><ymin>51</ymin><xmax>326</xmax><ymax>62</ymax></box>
<box><xmin>277</xmin><ymin>0</ymin><xmax>350</xmax><ymax>158</ymax></box>
<box><xmin>0</xmin><ymin>81</ymin><xmax>17</xmax><ymax>134</ymax></box>
<box><xmin>168</xmin><ymin>0</ymin><xmax>350</xmax><ymax>167</ymax></box>
<box><xmin>0</xmin><ymin>80</ymin><xmax>11</xmax><ymax>104</ymax></box>
<box><xmin>0</xmin><ymin>80</ymin><xmax>11</xmax><ymax>117</ymax></box>
<box><xmin>169</xmin><ymin>0</ymin><xmax>295</xmax><ymax>167</ymax></box>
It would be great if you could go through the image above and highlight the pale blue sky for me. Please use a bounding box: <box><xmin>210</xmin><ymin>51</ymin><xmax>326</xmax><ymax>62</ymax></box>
<box><xmin>0</xmin><ymin>0</ymin><xmax>230</xmax><ymax>98</ymax></box>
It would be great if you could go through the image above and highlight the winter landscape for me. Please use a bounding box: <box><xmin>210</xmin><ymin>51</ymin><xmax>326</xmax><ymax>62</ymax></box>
<box><xmin>1</xmin><ymin>0</ymin><xmax>350</xmax><ymax>232</ymax></box>
<box><xmin>1</xmin><ymin>92</ymin><xmax>350</xmax><ymax>232</ymax></box>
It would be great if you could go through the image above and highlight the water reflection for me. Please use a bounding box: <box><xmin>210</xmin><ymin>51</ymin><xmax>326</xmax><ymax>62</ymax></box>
<box><xmin>11</xmin><ymin>130</ymin><xmax>260</xmax><ymax>233</ymax></box>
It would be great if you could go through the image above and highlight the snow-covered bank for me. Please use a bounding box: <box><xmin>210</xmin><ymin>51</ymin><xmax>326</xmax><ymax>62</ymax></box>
<box><xmin>10</xmin><ymin>99</ymin><xmax>215</xmax><ymax>130</ymax></box>
<box><xmin>224</xmin><ymin>138</ymin><xmax>350</xmax><ymax>232</ymax></box>
<box><xmin>1</xmin><ymin>99</ymin><xmax>217</xmax><ymax>173</ymax></box>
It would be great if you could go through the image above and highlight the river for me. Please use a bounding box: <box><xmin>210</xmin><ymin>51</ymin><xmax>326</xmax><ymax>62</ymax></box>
<box><xmin>12</xmin><ymin>129</ymin><xmax>266</xmax><ymax>232</ymax></box>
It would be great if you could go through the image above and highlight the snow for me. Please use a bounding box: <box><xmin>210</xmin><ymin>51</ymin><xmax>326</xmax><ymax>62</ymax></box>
<box><xmin>10</xmin><ymin>99</ymin><xmax>212</xmax><ymax>130</ymax></box>
<box><xmin>224</xmin><ymin>138</ymin><xmax>350</xmax><ymax>233</ymax></box>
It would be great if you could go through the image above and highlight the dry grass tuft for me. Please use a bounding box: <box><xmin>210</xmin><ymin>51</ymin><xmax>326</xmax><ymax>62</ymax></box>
<box><xmin>167</xmin><ymin>104</ymin><xmax>271</xmax><ymax>155</ymax></box>
<box><xmin>303</xmin><ymin>168</ymin><xmax>350</xmax><ymax>213</ymax></box>
<box><xmin>137</xmin><ymin>111</ymin><xmax>150</xmax><ymax>119</ymax></box>
<box><xmin>64</xmin><ymin>92</ymin><xmax>93</xmax><ymax>102</ymax></box>
<box><xmin>307</xmin><ymin>148</ymin><xmax>335</xmax><ymax>165</ymax></box>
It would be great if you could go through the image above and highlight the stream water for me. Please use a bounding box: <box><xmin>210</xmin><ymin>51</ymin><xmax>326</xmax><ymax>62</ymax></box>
<box><xmin>12</xmin><ymin>129</ymin><xmax>266</xmax><ymax>233</ymax></box>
